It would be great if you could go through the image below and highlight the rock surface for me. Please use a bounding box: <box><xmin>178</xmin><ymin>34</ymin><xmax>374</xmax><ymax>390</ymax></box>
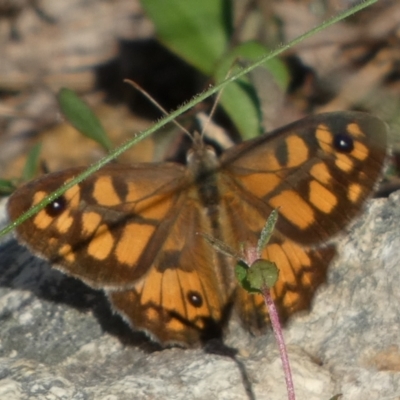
<box><xmin>0</xmin><ymin>191</ymin><xmax>399</xmax><ymax>399</ymax></box>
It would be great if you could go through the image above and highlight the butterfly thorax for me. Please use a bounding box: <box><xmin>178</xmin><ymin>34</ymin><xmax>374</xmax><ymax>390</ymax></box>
<box><xmin>186</xmin><ymin>140</ymin><xmax>221</xmax><ymax>209</ymax></box>
<box><xmin>186</xmin><ymin>134</ymin><xmax>220</xmax><ymax>175</ymax></box>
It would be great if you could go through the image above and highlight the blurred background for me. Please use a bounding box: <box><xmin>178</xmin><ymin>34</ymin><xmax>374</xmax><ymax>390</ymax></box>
<box><xmin>0</xmin><ymin>0</ymin><xmax>398</xmax><ymax>191</ymax></box>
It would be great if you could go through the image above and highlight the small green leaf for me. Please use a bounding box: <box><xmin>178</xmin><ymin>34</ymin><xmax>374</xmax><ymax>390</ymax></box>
<box><xmin>235</xmin><ymin>262</ymin><xmax>248</xmax><ymax>282</ymax></box>
<box><xmin>235</xmin><ymin>261</ymin><xmax>259</xmax><ymax>293</ymax></box>
<box><xmin>247</xmin><ymin>259</ymin><xmax>279</xmax><ymax>291</ymax></box>
<box><xmin>218</xmin><ymin>81</ymin><xmax>262</xmax><ymax>140</ymax></box>
<box><xmin>22</xmin><ymin>143</ymin><xmax>42</xmax><ymax>182</ymax></box>
<box><xmin>257</xmin><ymin>209</ymin><xmax>279</xmax><ymax>254</ymax></box>
<box><xmin>213</xmin><ymin>42</ymin><xmax>288</xmax><ymax>139</ymax></box>
<box><xmin>215</xmin><ymin>41</ymin><xmax>289</xmax><ymax>90</ymax></box>
<box><xmin>58</xmin><ymin>88</ymin><xmax>112</xmax><ymax>151</ymax></box>
<box><xmin>0</xmin><ymin>179</ymin><xmax>16</xmax><ymax>196</ymax></box>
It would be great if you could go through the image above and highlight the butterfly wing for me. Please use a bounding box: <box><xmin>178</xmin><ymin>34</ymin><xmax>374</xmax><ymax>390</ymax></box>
<box><xmin>8</xmin><ymin>162</ymin><xmax>228</xmax><ymax>345</ymax></box>
<box><xmin>235</xmin><ymin>239</ymin><xmax>336</xmax><ymax>334</ymax></box>
<box><xmin>218</xmin><ymin>111</ymin><xmax>387</xmax><ymax>331</ymax></box>
<box><xmin>220</xmin><ymin>111</ymin><xmax>387</xmax><ymax>244</ymax></box>
<box><xmin>8</xmin><ymin>163</ymin><xmax>185</xmax><ymax>287</ymax></box>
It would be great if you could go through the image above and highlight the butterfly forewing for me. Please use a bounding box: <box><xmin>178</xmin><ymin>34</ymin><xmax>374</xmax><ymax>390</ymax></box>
<box><xmin>8</xmin><ymin>163</ymin><xmax>191</xmax><ymax>288</ymax></box>
<box><xmin>7</xmin><ymin>111</ymin><xmax>387</xmax><ymax>346</ymax></box>
<box><xmin>221</xmin><ymin>112</ymin><xmax>387</xmax><ymax>245</ymax></box>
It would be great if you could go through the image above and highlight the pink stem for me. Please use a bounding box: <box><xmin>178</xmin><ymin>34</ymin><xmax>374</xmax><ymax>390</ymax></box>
<box><xmin>262</xmin><ymin>287</ymin><xmax>296</xmax><ymax>400</ymax></box>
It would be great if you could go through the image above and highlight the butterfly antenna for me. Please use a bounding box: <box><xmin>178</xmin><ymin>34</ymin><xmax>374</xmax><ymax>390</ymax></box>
<box><xmin>200</xmin><ymin>84</ymin><xmax>224</xmax><ymax>141</ymax></box>
<box><xmin>200</xmin><ymin>62</ymin><xmax>237</xmax><ymax>141</ymax></box>
<box><xmin>124</xmin><ymin>79</ymin><xmax>193</xmax><ymax>141</ymax></box>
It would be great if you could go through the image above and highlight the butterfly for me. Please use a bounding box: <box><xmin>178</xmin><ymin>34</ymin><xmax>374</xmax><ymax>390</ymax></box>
<box><xmin>7</xmin><ymin>111</ymin><xmax>387</xmax><ymax>346</ymax></box>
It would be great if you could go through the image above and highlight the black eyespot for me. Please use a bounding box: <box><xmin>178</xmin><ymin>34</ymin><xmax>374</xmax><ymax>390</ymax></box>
<box><xmin>45</xmin><ymin>195</ymin><xmax>67</xmax><ymax>217</ymax></box>
<box><xmin>333</xmin><ymin>133</ymin><xmax>354</xmax><ymax>153</ymax></box>
<box><xmin>187</xmin><ymin>291</ymin><xmax>203</xmax><ymax>308</ymax></box>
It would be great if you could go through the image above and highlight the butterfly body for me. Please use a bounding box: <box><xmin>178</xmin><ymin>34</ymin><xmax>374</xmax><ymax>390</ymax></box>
<box><xmin>8</xmin><ymin>112</ymin><xmax>387</xmax><ymax>346</ymax></box>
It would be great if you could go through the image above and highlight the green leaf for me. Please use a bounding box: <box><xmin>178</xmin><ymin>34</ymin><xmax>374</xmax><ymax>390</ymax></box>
<box><xmin>235</xmin><ymin>262</ymin><xmax>259</xmax><ymax>293</ymax></box>
<box><xmin>214</xmin><ymin>42</ymin><xmax>289</xmax><ymax>139</ymax></box>
<box><xmin>215</xmin><ymin>41</ymin><xmax>289</xmax><ymax>90</ymax></box>
<box><xmin>235</xmin><ymin>262</ymin><xmax>248</xmax><ymax>282</ymax></box>
<box><xmin>247</xmin><ymin>259</ymin><xmax>279</xmax><ymax>291</ymax></box>
<box><xmin>0</xmin><ymin>143</ymin><xmax>42</xmax><ymax>196</ymax></box>
<box><xmin>257</xmin><ymin>209</ymin><xmax>279</xmax><ymax>254</ymax></box>
<box><xmin>22</xmin><ymin>143</ymin><xmax>42</xmax><ymax>182</ymax></box>
<box><xmin>218</xmin><ymin>81</ymin><xmax>262</xmax><ymax>140</ymax></box>
<box><xmin>0</xmin><ymin>179</ymin><xmax>16</xmax><ymax>196</ymax></box>
<box><xmin>141</xmin><ymin>0</ymin><xmax>231</xmax><ymax>74</ymax></box>
<box><xmin>58</xmin><ymin>88</ymin><xmax>112</xmax><ymax>151</ymax></box>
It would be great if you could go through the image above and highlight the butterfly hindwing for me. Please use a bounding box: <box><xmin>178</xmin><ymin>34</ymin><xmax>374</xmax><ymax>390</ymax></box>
<box><xmin>108</xmin><ymin>187</ymin><xmax>228</xmax><ymax>345</ymax></box>
<box><xmin>216</xmin><ymin>187</ymin><xmax>336</xmax><ymax>333</ymax></box>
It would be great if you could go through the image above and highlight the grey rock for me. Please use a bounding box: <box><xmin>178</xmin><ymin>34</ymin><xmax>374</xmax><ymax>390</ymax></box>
<box><xmin>0</xmin><ymin>192</ymin><xmax>399</xmax><ymax>399</ymax></box>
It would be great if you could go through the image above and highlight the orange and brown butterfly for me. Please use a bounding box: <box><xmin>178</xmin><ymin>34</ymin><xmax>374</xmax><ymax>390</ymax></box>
<box><xmin>7</xmin><ymin>111</ymin><xmax>387</xmax><ymax>346</ymax></box>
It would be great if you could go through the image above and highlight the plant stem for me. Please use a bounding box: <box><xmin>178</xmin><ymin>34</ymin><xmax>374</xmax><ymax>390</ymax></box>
<box><xmin>263</xmin><ymin>287</ymin><xmax>295</xmax><ymax>400</ymax></box>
